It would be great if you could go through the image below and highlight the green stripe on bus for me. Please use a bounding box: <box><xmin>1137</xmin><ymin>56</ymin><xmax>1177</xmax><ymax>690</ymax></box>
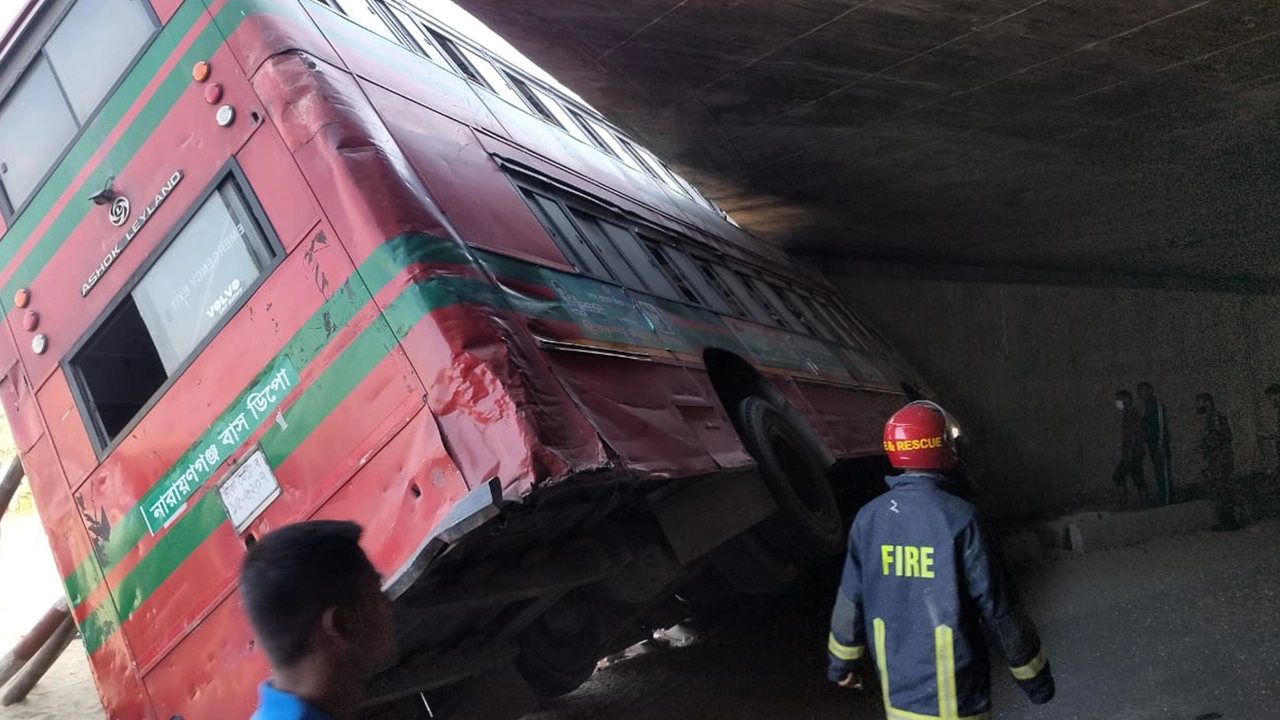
<box><xmin>0</xmin><ymin>0</ymin><xmax>215</xmax><ymax>304</ymax></box>
<box><xmin>78</xmin><ymin>269</ymin><xmax>497</xmax><ymax>654</ymax></box>
<box><xmin>109</xmin><ymin>491</ymin><xmax>228</xmax><ymax>626</ymax></box>
<box><xmin>63</xmin><ymin>233</ymin><xmax>458</xmax><ymax>606</ymax></box>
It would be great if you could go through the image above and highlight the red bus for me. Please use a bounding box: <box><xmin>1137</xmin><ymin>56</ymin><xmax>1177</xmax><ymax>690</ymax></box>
<box><xmin>0</xmin><ymin>0</ymin><xmax>934</xmax><ymax>716</ymax></box>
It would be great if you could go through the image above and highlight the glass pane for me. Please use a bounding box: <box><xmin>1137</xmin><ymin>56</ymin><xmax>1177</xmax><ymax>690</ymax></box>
<box><xmin>623</xmin><ymin>139</ymin><xmax>670</xmax><ymax>183</ymax></box>
<box><xmin>462</xmin><ymin>49</ymin><xmax>528</xmax><ymax>108</ymax></box>
<box><xmin>505</xmin><ymin>73</ymin><xmax>561</xmax><ymax>127</ymax></box>
<box><xmin>568</xmin><ymin>110</ymin><xmax>614</xmax><ymax>155</ymax></box>
<box><xmin>591</xmin><ymin>124</ymin><xmax>641</xmax><ymax>170</ymax></box>
<box><xmin>45</xmin><ymin>0</ymin><xmax>154</xmax><ymax>123</ymax></box>
<box><xmin>816</xmin><ymin>299</ymin><xmax>869</xmax><ymax>349</ymax></box>
<box><xmin>712</xmin><ymin>267</ymin><xmax>773</xmax><ymax>325</ymax></box>
<box><xmin>793</xmin><ymin>292</ymin><xmax>839</xmax><ymax>341</ymax></box>
<box><xmin>534</xmin><ymin>88</ymin><xmax>591</xmax><ymax>142</ymax></box>
<box><xmin>755</xmin><ymin>280</ymin><xmax>806</xmax><ymax>331</ymax></box>
<box><xmin>0</xmin><ymin>59</ymin><xmax>78</xmax><ymax>209</ymax></box>
<box><xmin>664</xmin><ymin>248</ymin><xmax>730</xmax><ymax>312</ymax></box>
<box><xmin>598</xmin><ymin>221</ymin><xmax>678</xmax><ymax>298</ymax></box>
<box><xmin>429</xmin><ymin>30</ymin><xmax>488</xmax><ymax>87</ymax></box>
<box><xmin>335</xmin><ymin>0</ymin><xmax>401</xmax><ymax>43</ymax></box>
<box><xmin>736</xmin><ymin>274</ymin><xmax>791</xmax><ymax>328</ymax></box>
<box><xmin>645</xmin><ymin>241</ymin><xmax>701</xmax><ymax>305</ymax></box>
<box><xmin>389</xmin><ymin>10</ymin><xmax>446</xmax><ymax>65</ymax></box>
<box><xmin>693</xmin><ymin>259</ymin><xmax>745</xmax><ymax>317</ymax></box>
<box><xmin>525</xmin><ymin>191</ymin><xmax>609</xmax><ymax>278</ymax></box>
<box><xmin>132</xmin><ymin>186</ymin><xmax>267</xmax><ymax>373</ymax></box>
<box><xmin>568</xmin><ymin>210</ymin><xmax>645</xmax><ymax>288</ymax></box>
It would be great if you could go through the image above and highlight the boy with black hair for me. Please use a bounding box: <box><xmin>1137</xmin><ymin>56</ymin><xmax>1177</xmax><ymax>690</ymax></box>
<box><xmin>241</xmin><ymin>520</ymin><xmax>396</xmax><ymax>720</ymax></box>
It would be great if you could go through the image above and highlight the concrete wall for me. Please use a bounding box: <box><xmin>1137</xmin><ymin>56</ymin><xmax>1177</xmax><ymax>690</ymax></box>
<box><xmin>830</xmin><ymin>273</ymin><xmax>1280</xmax><ymax>520</ymax></box>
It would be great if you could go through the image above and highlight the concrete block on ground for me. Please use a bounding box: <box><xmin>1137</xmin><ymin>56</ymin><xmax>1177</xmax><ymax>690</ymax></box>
<box><xmin>1063</xmin><ymin>501</ymin><xmax>1215</xmax><ymax>553</ymax></box>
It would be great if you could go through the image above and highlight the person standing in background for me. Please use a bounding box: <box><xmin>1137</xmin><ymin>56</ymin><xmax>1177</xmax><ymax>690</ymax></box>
<box><xmin>1113</xmin><ymin>390</ymin><xmax>1148</xmax><ymax>510</ymax></box>
<box><xmin>1196</xmin><ymin>393</ymin><xmax>1234</xmax><ymax>485</ymax></box>
<box><xmin>1137</xmin><ymin>382</ymin><xmax>1173</xmax><ymax>505</ymax></box>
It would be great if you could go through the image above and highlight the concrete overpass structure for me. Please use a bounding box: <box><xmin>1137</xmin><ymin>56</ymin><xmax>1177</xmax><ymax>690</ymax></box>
<box><xmin>459</xmin><ymin>0</ymin><xmax>1280</xmax><ymax>517</ymax></box>
<box><xmin>456</xmin><ymin>0</ymin><xmax>1280</xmax><ymax>289</ymax></box>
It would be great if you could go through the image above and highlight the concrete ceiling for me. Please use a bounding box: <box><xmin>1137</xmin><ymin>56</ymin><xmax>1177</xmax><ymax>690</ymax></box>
<box><xmin>455</xmin><ymin>0</ymin><xmax>1280</xmax><ymax>285</ymax></box>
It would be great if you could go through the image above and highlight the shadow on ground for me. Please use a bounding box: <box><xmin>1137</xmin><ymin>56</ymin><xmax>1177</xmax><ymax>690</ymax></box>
<box><xmin>528</xmin><ymin>521</ymin><xmax>1280</xmax><ymax>720</ymax></box>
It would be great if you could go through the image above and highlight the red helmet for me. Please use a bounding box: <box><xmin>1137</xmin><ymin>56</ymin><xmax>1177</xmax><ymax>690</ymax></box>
<box><xmin>883</xmin><ymin>401</ymin><xmax>959</xmax><ymax>470</ymax></box>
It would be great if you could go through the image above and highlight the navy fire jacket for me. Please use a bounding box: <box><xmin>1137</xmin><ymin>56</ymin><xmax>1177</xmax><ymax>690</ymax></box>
<box><xmin>827</xmin><ymin>472</ymin><xmax>1054</xmax><ymax>719</ymax></box>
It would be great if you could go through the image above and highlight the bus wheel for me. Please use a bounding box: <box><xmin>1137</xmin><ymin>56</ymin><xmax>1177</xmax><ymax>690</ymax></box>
<box><xmin>515</xmin><ymin>603</ymin><xmax>599</xmax><ymax>700</ymax></box>
<box><xmin>735</xmin><ymin>397</ymin><xmax>844</xmax><ymax>566</ymax></box>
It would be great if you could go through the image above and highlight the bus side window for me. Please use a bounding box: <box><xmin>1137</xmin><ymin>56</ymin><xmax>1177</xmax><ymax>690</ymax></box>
<box><xmin>521</xmin><ymin>189</ymin><xmax>611</xmax><ymax>279</ymax></box>
<box><xmin>644</xmin><ymin>241</ymin><xmax>703</xmax><ymax>306</ymax></box>
<box><xmin>594</xmin><ymin>221</ymin><xmax>681</xmax><ymax>299</ymax></box>
<box><xmin>693</xmin><ymin>260</ymin><xmax>749</xmax><ymax>318</ymax></box>
<box><xmin>427</xmin><ymin>29</ymin><xmax>491</xmax><ymax>89</ymax></box>
<box><xmin>792</xmin><ymin>292</ymin><xmax>840</xmax><ymax>342</ymax></box>
<box><xmin>751</xmin><ymin>279</ymin><xmax>808</xmax><ymax>332</ymax></box>
<box><xmin>504</xmin><ymin>72</ymin><xmax>564</xmax><ymax>128</ymax></box>
<box><xmin>565</xmin><ymin>209</ymin><xmax>646</xmax><ymax>289</ymax></box>
<box><xmin>714</xmin><ymin>268</ymin><xmax>780</xmax><ymax>328</ymax></box>
<box><xmin>837</xmin><ymin>301</ymin><xmax>891</xmax><ymax>350</ymax></box>
<box><xmin>458</xmin><ymin>47</ymin><xmax>530</xmax><ymax>109</ymax></box>
<box><xmin>566</xmin><ymin>109</ymin><xmax>617</xmax><ymax>157</ymax></box>
<box><xmin>816</xmin><ymin>298</ymin><xmax>871</xmax><ymax>349</ymax></box>
<box><xmin>763</xmin><ymin>283</ymin><xmax>824</xmax><ymax>338</ymax></box>
<box><xmin>384</xmin><ymin>7</ymin><xmax>450</xmax><ymax>66</ymax></box>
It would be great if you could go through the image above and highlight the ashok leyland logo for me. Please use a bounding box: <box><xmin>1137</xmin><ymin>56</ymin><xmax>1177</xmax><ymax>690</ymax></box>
<box><xmin>108</xmin><ymin>196</ymin><xmax>130</xmax><ymax>227</ymax></box>
<box><xmin>81</xmin><ymin>170</ymin><xmax>183</xmax><ymax>298</ymax></box>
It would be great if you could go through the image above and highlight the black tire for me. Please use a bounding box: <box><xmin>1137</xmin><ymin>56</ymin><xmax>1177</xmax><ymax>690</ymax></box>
<box><xmin>514</xmin><ymin>609</ymin><xmax>599</xmax><ymax>700</ymax></box>
<box><xmin>735</xmin><ymin>396</ymin><xmax>844</xmax><ymax>566</ymax></box>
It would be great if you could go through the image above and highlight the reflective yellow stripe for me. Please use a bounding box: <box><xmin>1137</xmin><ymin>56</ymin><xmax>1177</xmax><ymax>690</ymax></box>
<box><xmin>885</xmin><ymin>707</ymin><xmax>991</xmax><ymax>720</ymax></box>
<box><xmin>874</xmin><ymin>618</ymin><xmax>890</xmax><ymax>708</ymax></box>
<box><xmin>828</xmin><ymin>633</ymin><xmax>865</xmax><ymax>660</ymax></box>
<box><xmin>873</xmin><ymin>620</ymin><xmax>989</xmax><ymax>720</ymax></box>
<box><xmin>1010</xmin><ymin>647</ymin><xmax>1048</xmax><ymax>680</ymax></box>
<box><xmin>935</xmin><ymin>625</ymin><xmax>958</xmax><ymax>718</ymax></box>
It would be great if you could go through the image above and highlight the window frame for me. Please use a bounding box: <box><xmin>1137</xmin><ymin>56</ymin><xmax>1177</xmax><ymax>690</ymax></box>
<box><xmin>575</xmin><ymin>211</ymin><xmax>680</xmax><ymax>299</ymax></box>
<box><xmin>565</xmin><ymin>107</ymin><xmax>617</xmax><ymax>157</ymax></box>
<box><xmin>507</xmin><ymin>171</ymin><xmax>845</xmax><ymax>334</ymax></box>
<box><xmin>0</xmin><ymin>0</ymin><xmax>160</xmax><ymax>222</ymax></box>
<box><xmin>502</xmin><ymin>70</ymin><xmax>563</xmax><ymax>128</ymax></box>
<box><xmin>64</xmin><ymin>163</ymin><xmax>284</xmax><ymax>458</ymax></box>
<box><xmin>426</xmin><ymin>28</ymin><xmax>491</xmax><ymax>89</ymax></box>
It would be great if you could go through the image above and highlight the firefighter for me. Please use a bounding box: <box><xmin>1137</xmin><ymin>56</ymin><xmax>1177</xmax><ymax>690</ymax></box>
<box><xmin>826</xmin><ymin>401</ymin><xmax>1055</xmax><ymax>719</ymax></box>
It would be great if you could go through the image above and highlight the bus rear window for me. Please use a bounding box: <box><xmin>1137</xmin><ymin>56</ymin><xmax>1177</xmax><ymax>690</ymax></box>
<box><xmin>71</xmin><ymin>176</ymin><xmax>278</xmax><ymax>451</ymax></box>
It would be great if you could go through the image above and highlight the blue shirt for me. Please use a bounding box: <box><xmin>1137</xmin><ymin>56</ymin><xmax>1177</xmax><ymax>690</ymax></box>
<box><xmin>249</xmin><ymin>682</ymin><xmax>337</xmax><ymax>720</ymax></box>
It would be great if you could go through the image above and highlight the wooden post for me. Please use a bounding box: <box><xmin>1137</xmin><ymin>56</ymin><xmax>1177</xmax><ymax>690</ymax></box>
<box><xmin>0</xmin><ymin>615</ymin><xmax>76</xmax><ymax>706</ymax></box>
<box><xmin>0</xmin><ymin>598</ymin><xmax>70</xmax><ymax>688</ymax></box>
<box><xmin>0</xmin><ymin>457</ymin><xmax>24</xmax><ymax>523</ymax></box>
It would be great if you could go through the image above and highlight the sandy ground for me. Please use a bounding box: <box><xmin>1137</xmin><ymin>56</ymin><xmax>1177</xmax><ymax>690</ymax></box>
<box><xmin>0</xmin><ymin>513</ymin><xmax>102</xmax><ymax>720</ymax></box>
